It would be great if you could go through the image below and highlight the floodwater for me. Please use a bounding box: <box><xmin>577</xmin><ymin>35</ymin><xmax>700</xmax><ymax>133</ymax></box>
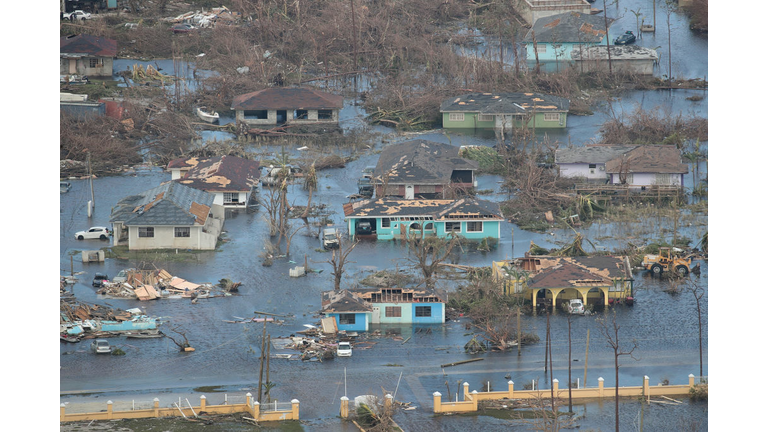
<box><xmin>60</xmin><ymin>3</ymin><xmax>707</xmax><ymax>430</ymax></box>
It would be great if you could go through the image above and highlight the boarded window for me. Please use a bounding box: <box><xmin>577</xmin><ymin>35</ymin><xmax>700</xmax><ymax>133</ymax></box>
<box><xmin>418</xmin><ymin>185</ymin><xmax>436</xmax><ymax>194</ymax></box>
<box><xmin>295</xmin><ymin>109</ymin><xmax>309</xmax><ymax>120</ymax></box>
<box><xmin>448</xmin><ymin>112</ymin><xmax>465</xmax><ymax>122</ymax></box>
<box><xmin>466</xmin><ymin>221</ymin><xmax>483</xmax><ymax>232</ymax></box>
<box><xmin>339</xmin><ymin>314</ymin><xmax>356</xmax><ymax>325</ymax></box>
<box><xmin>138</xmin><ymin>227</ymin><xmax>154</xmax><ymax>238</ymax></box>
<box><xmin>415</xmin><ymin>306</ymin><xmax>432</xmax><ymax>317</ymax></box>
<box><xmin>174</xmin><ymin>227</ymin><xmax>190</xmax><ymax>238</ymax></box>
<box><xmin>385</xmin><ymin>306</ymin><xmax>402</xmax><ymax>318</ymax></box>
<box><xmin>543</xmin><ymin>113</ymin><xmax>560</xmax><ymax>122</ymax></box>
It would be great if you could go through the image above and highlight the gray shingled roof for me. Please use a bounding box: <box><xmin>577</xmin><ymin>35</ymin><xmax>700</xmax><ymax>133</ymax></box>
<box><xmin>110</xmin><ymin>182</ymin><xmax>215</xmax><ymax>226</ymax></box>
<box><xmin>440</xmin><ymin>93</ymin><xmax>569</xmax><ymax>114</ymax></box>
<box><xmin>374</xmin><ymin>140</ymin><xmax>478</xmax><ymax>184</ymax></box>
<box><xmin>555</xmin><ymin>145</ymin><xmax>638</xmax><ymax>164</ymax></box>
<box><xmin>524</xmin><ymin>12</ymin><xmax>615</xmax><ymax>43</ymax></box>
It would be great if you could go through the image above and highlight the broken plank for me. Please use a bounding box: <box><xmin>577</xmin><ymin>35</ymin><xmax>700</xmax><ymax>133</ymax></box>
<box><xmin>441</xmin><ymin>358</ymin><xmax>484</xmax><ymax>368</ymax></box>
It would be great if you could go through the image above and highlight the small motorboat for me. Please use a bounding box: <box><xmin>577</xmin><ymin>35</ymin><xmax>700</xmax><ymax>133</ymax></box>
<box><xmin>195</xmin><ymin>106</ymin><xmax>220</xmax><ymax>124</ymax></box>
<box><xmin>125</xmin><ymin>330</ymin><xmax>163</xmax><ymax>339</ymax></box>
<box><xmin>614</xmin><ymin>31</ymin><xmax>636</xmax><ymax>45</ymax></box>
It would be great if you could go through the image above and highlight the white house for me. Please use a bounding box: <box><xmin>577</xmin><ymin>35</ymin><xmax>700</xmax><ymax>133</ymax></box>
<box><xmin>169</xmin><ymin>155</ymin><xmax>261</xmax><ymax>210</ymax></box>
<box><xmin>556</xmin><ymin>145</ymin><xmax>637</xmax><ymax>182</ymax></box>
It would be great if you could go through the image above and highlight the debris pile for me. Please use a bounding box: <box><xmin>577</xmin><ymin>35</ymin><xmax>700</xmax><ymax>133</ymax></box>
<box><xmin>60</xmin><ymin>299</ymin><xmax>159</xmax><ymax>341</ymax></box>
<box><xmin>96</xmin><ymin>268</ymin><xmax>232</xmax><ymax>301</ymax></box>
<box><xmin>163</xmin><ymin>6</ymin><xmax>241</xmax><ymax>28</ymax></box>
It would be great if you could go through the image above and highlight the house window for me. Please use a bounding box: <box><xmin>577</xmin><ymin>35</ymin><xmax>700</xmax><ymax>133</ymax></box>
<box><xmin>381</xmin><ymin>218</ymin><xmax>391</xmax><ymax>228</ymax></box>
<box><xmin>138</xmin><ymin>227</ymin><xmax>154</xmax><ymax>238</ymax></box>
<box><xmin>318</xmin><ymin>110</ymin><xmax>333</xmax><ymax>120</ymax></box>
<box><xmin>535</xmin><ymin>44</ymin><xmax>547</xmax><ymax>53</ymax></box>
<box><xmin>243</xmin><ymin>110</ymin><xmax>268</xmax><ymax>119</ymax></box>
<box><xmin>588</xmin><ymin>164</ymin><xmax>597</xmax><ymax>169</ymax></box>
<box><xmin>409</xmin><ymin>222</ymin><xmax>422</xmax><ymax>230</ymax></box>
<box><xmin>655</xmin><ymin>174</ymin><xmax>672</xmax><ymax>185</ymax></box>
<box><xmin>223</xmin><ymin>192</ymin><xmax>240</xmax><ymax>204</ymax></box>
<box><xmin>338</xmin><ymin>314</ymin><xmax>356</xmax><ymax>325</ymax></box>
<box><xmin>478</xmin><ymin>114</ymin><xmax>495</xmax><ymax>122</ymax></box>
<box><xmin>543</xmin><ymin>113</ymin><xmax>560</xmax><ymax>122</ymax></box>
<box><xmin>424</xmin><ymin>222</ymin><xmax>434</xmax><ymax>231</ymax></box>
<box><xmin>445</xmin><ymin>222</ymin><xmax>461</xmax><ymax>232</ymax></box>
<box><xmin>448</xmin><ymin>113</ymin><xmax>465</xmax><ymax>122</ymax></box>
<box><xmin>466</xmin><ymin>221</ymin><xmax>483</xmax><ymax>232</ymax></box>
<box><xmin>89</xmin><ymin>58</ymin><xmax>103</xmax><ymax>68</ymax></box>
<box><xmin>385</xmin><ymin>306</ymin><xmax>402</xmax><ymax>318</ymax></box>
<box><xmin>415</xmin><ymin>306</ymin><xmax>432</xmax><ymax>317</ymax></box>
<box><xmin>174</xmin><ymin>227</ymin><xmax>190</xmax><ymax>238</ymax></box>
<box><xmin>295</xmin><ymin>109</ymin><xmax>309</xmax><ymax>120</ymax></box>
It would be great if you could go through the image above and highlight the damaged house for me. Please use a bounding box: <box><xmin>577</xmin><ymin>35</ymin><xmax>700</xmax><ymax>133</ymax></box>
<box><xmin>513</xmin><ymin>0</ymin><xmax>593</xmax><ymax>26</ymax></box>
<box><xmin>322</xmin><ymin>287</ymin><xmax>446</xmax><ymax>330</ymax></box>
<box><xmin>231</xmin><ymin>87</ymin><xmax>343</xmax><ymax>129</ymax></box>
<box><xmin>372</xmin><ymin>140</ymin><xmax>478</xmax><ymax>199</ymax></box>
<box><xmin>60</xmin><ymin>34</ymin><xmax>117</xmax><ymax>77</ymax></box>
<box><xmin>555</xmin><ymin>144</ymin><xmax>638</xmax><ymax>182</ymax></box>
<box><xmin>109</xmin><ymin>182</ymin><xmax>225</xmax><ymax>250</ymax></box>
<box><xmin>523</xmin><ymin>12</ymin><xmax>615</xmax><ymax>66</ymax></box>
<box><xmin>440</xmin><ymin>93</ymin><xmax>570</xmax><ymax>131</ymax></box>
<box><xmin>492</xmin><ymin>255</ymin><xmax>634</xmax><ymax>309</ymax></box>
<box><xmin>343</xmin><ymin>197</ymin><xmax>504</xmax><ymax>241</ymax></box>
<box><xmin>169</xmin><ymin>155</ymin><xmax>261</xmax><ymax>210</ymax></box>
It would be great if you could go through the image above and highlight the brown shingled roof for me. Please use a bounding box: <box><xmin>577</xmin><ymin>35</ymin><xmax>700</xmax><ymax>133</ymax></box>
<box><xmin>231</xmin><ymin>87</ymin><xmax>343</xmax><ymax>111</ymax></box>
<box><xmin>60</xmin><ymin>34</ymin><xmax>118</xmax><ymax>57</ymax></box>
<box><xmin>604</xmin><ymin>145</ymin><xmax>689</xmax><ymax>174</ymax></box>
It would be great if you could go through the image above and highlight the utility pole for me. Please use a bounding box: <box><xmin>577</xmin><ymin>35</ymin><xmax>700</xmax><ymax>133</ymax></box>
<box><xmin>584</xmin><ymin>329</ymin><xmax>590</xmax><ymax>386</ymax></box>
<box><xmin>258</xmin><ymin>319</ymin><xmax>267</xmax><ymax>402</ymax></box>
<box><xmin>603</xmin><ymin>0</ymin><xmax>613</xmax><ymax>74</ymax></box>
<box><xmin>517</xmin><ymin>306</ymin><xmax>522</xmax><ymax>357</ymax></box>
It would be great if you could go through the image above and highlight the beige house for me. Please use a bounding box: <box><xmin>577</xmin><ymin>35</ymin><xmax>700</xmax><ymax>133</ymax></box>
<box><xmin>110</xmin><ymin>182</ymin><xmax>225</xmax><ymax>250</ymax></box>
<box><xmin>60</xmin><ymin>34</ymin><xmax>117</xmax><ymax>77</ymax></box>
<box><xmin>231</xmin><ymin>87</ymin><xmax>343</xmax><ymax>128</ymax></box>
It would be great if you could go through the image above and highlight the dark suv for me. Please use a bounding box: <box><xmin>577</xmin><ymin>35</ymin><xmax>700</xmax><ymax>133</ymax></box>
<box><xmin>93</xmin><ymin>273</ymin><xmax>109</xmax><ymax>287</ymax></box>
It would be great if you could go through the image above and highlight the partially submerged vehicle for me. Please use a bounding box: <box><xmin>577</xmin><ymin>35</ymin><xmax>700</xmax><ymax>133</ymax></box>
<box><xmin>337</xmin><ymin>341</ymin><xmax>352</xmax><ymax>357</ymax></box>
<box><xmin>321</xmin><ymin>227</ymin><xmax>340</xmax><ymax>249</ymax></box>
<box><xmin>60</xmin><ymin>181</ymin><xmax>71</xmax><ymax>193</ymax></box>
<box><xmin>92</xmin><ymin>273</ymin><xmax>109</xmax><ymax>287</ymax></box>
<box><xmin>642</xmin><ymin>247</ymin><xmax>692</xmax><ymax>276</ymax></box>
<box><xmin>90</xmin><ymin>339</ymin><xmax>111</xmax><ymax>354</ymax></box>
<box><xmin>566</xmin><ymin>299</ymin><xmax>585</xmax><ymax>315</ymax></box>
<box><xmin>75</xmin><ymin>226</ymin><xmax>111</xmax><ymax>240</ymax></box>
<box><xmin>614</xmin><ymin>31</ymin><xmax>636</xmax><ymax>45</ymax></box>
<box><xmin>357</xmin><ymin>177</ymin><xmax>374</xmax><ymax>197</ymax></box>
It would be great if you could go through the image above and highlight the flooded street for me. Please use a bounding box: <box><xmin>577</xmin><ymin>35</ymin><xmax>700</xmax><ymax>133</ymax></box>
<box><xmin>58</xmin><ymin>2</ymin><xmax>708</xmax><ymax>430</ymax></box>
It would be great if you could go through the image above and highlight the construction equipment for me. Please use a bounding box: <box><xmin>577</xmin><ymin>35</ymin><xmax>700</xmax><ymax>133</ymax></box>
<box><xmin>642</xmin><ymin>247</ymin><xmax>692</xmax><ymax>276</ymax></box>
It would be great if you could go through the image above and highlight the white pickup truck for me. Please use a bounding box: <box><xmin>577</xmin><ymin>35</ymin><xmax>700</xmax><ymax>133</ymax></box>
<box><xmin>63</xmin><ymin>10</ymin><xmax>92</xmax><ymax>21</ymax></box>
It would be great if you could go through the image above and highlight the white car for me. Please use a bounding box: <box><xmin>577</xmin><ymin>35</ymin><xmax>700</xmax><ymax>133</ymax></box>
<box><xmin>567</xmin><ymin>299</ymin><xmax>585</xmax><ymax>315</ymax></box>
<box><xmin>63</xmin><ymin>10</ymin><xmax>92</xmax><ymax>21</ymax></box>
<box><xmin>337</xmin><ymin>341</ymin><xmax>352</xmax><ymax>357</ymax></box>
<box><xmin>75</xmin><ymin>226</ymin><xmax>111</xmax><ymax>240</ymax></box>
<box><xmin>90</xmin><ymin>339</ymin><xmax>111</xmax><ymax>354</ymax></box>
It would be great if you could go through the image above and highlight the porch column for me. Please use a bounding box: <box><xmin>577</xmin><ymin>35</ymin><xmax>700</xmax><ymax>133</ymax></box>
<box><xmin>602</xmin><ymin>288</ymin><xmax>609</xmax><ymax>306</ymax></box>
<box><xmin>531</xmin><ymin>289</ymin><xmax>538</xmax><ymax>310</ymax></box>
<box><xmin>549</xmin><ymin>288</ymin><xmax>564</xmax><ymax>312</ymax></box>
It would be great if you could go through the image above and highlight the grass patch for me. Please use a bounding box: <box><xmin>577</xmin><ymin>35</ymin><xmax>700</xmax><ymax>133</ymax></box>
<box><xmin>193</xmin><ymin>385</ymin><xmax>227</xmax><ymax>393</ymax></box>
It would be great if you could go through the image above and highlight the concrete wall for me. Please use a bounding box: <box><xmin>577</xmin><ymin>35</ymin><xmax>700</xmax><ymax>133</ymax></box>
<box><xmin>515</xmin><ymin>0</ymin><xmax>593</xmax><ymax>26</ymax></box>
<box><xmin>60</xmin><ymin>57</ymin><xmax>114</xmax><ymax>77</ymax></box>
<box><xmin>609</xmin><ymin>172</ymin><xmax>684</xmax><ymax>188</ymax></box>
<box><xmin>236</xmin><ymin>109</ymin><xmax>340</xmax><ymax>127</ymax></box>
<box><xmin>61</xmin><ymin>394</ymin><xmax>299</xmax><ymax>423</ymax></box>
<box><xmin>434</xmin><ymin>375</ymin><xmax>698</xmax><ymax>413</ymax></box>
<box><xmin>127</xmin><ymin>213</ymin><xmax>223</xmax><ymax>250</ymax></box>
<box><xmin>573</xmin><ymin>57</ymin><xmax>656</xmax><ymax>75</ymax></box>
<box><xmin>558</xmin><ymin>163</ymin><xmax>609</xmax><ymax>181</ymax></box>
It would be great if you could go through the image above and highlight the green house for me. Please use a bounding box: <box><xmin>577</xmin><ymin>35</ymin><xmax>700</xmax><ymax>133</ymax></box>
<box><xmin>440</xmin><ymin>92</ymin><xmax>570</xmax><ymax>131</ymax></box>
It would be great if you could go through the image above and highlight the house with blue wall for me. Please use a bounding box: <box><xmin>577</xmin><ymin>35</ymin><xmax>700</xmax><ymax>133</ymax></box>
<box><xmin>523</xmin><ymin>12</ymin><xmax>615</xmax><ymax>63</ymax></box>
<box><xmin>343</xmin><ymin>197</ymin><xmax>504</xmax><ymax>241</ymax></box>
<box><xmin>322</xmin><ymin>287</ymin><xmax>446</xmax><ymax>329</ymax></box>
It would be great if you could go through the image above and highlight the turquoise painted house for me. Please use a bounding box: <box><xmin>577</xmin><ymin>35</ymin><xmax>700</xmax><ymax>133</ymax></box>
<box><xmin>440</xmin><ymin>92</ymin><xmax>570</xmax><ymax>130</ymax></box>
<box><xmin>322</xmin><ymin>287</ymin><xmax>446</xmax><ymax>329</ymax></box>
<box><xmin>320</xmin><ymin>290</ymin><xmax>372</xmax><ymax>332</ymax></box>
<box><xmin>343</xmin><ymin>197</ymin><xmax>504</xmax><ymax>241</ymax></box>
<box><xmin>523</xmin><ymin>12</ymin><xmax>615</xmax><ymax>63</ymax></box>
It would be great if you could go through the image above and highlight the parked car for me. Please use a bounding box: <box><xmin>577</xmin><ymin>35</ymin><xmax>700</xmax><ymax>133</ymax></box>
<box><xmin>90</xmin><ymin>339</ymin><xmax>111</xmax><ymax>354</ymax></box>
<box><xmin>337</xmin><ymin>341</ymin><xmax>352</xmax><ymax>357</ymax></box>
<box><xmin>614</xmin><ymin>31</ymin><xmax>636</xmax><ymax>45</ymax></box>
<box><xmin>566</xmin><ymin>299</ymin><xmax>585</xmax><ymax>315</ymax></box>
<box><xmin>171</xmin><ymin>23</ymin><xmax>196</xmax><ymax>34</ymax></box>
<box><xmin>321</xmin><ymin>228</ymin><xmax>340</xmax><ymax>250</ymax></box>
<box><xmin>112</xmin><ymin>269</ymin><xmax>133</xmax><ymax>284</ymax></box>
<box><xmin>63</xmin><ymin>10</ymin><xmax>92</xmax><ymax>21</ymax></box>
<box><xmin>356</xmin><ymin>221</ymin><xmax>372</xmax><ymax>235</ymax></box>
<box><xmin>93</xmin><ymin>273</ymin><xmax>109</xmax><ymax>287</ymax></box>
<box><xmin>75</xmin><ymin>226</ymin><xmax>111</xmax><ymax>240</ymax></box>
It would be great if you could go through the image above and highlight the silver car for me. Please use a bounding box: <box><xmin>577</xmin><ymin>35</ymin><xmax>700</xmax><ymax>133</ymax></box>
<box><xmin>90</xmin><ymin>339</ymin><xmax>111</xmax><ymax>354</ymax></box>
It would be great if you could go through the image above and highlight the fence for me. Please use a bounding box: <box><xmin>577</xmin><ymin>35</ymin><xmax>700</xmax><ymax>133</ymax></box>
<box><xmin>60</xmin><ymin>393</ymin><xmax>299</xmax><ymax>423</ymax></box>
<box><xmin>433</xmin><ymin>374</ymin><xmax>699</xmax><ymax>414</ymax></box>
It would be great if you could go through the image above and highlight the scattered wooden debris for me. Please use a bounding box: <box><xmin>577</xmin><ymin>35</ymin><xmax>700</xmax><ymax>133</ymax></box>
<box><xmin>441</xmin><ymin>358</ymin><xmax>484</xmax><ymax>368</ymax></box>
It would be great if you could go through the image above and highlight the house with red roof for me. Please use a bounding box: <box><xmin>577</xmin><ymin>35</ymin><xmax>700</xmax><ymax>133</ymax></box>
<box><xmin>168</xmin><ymin>155</ymin><xmax>261</xmax><ymax>210</ymax></box>
<box><xmin>60</xmin><ymin>34</ymin><xmax>118</xmax><ymax>77</ymax></box>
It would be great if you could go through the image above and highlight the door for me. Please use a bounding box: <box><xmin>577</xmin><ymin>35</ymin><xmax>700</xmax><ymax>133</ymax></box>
<box><xmin>405</xmin><ymin>185</ymin><xmax>414</xmax><ymax>199</ymax></box>
<box><xmin>372</xmin><ymin>307</ymin><xmax>380</xmax><ymax>324</ymax></box>
<box><xmin>69</xmin><ymin>59</ymin><xmax>77</xmax><ymax>74</ymax></box>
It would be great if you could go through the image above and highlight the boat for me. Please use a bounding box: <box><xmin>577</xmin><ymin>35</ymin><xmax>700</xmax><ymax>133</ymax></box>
<box><xmin>195</xmin><ymin>106</ymin><xmax>220</xmax><ymax>124</ymax></box>
<box><xmin>125</xmin><ymin>330</ymin><xmax>163</xmax><ymax>339</ymax></box>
